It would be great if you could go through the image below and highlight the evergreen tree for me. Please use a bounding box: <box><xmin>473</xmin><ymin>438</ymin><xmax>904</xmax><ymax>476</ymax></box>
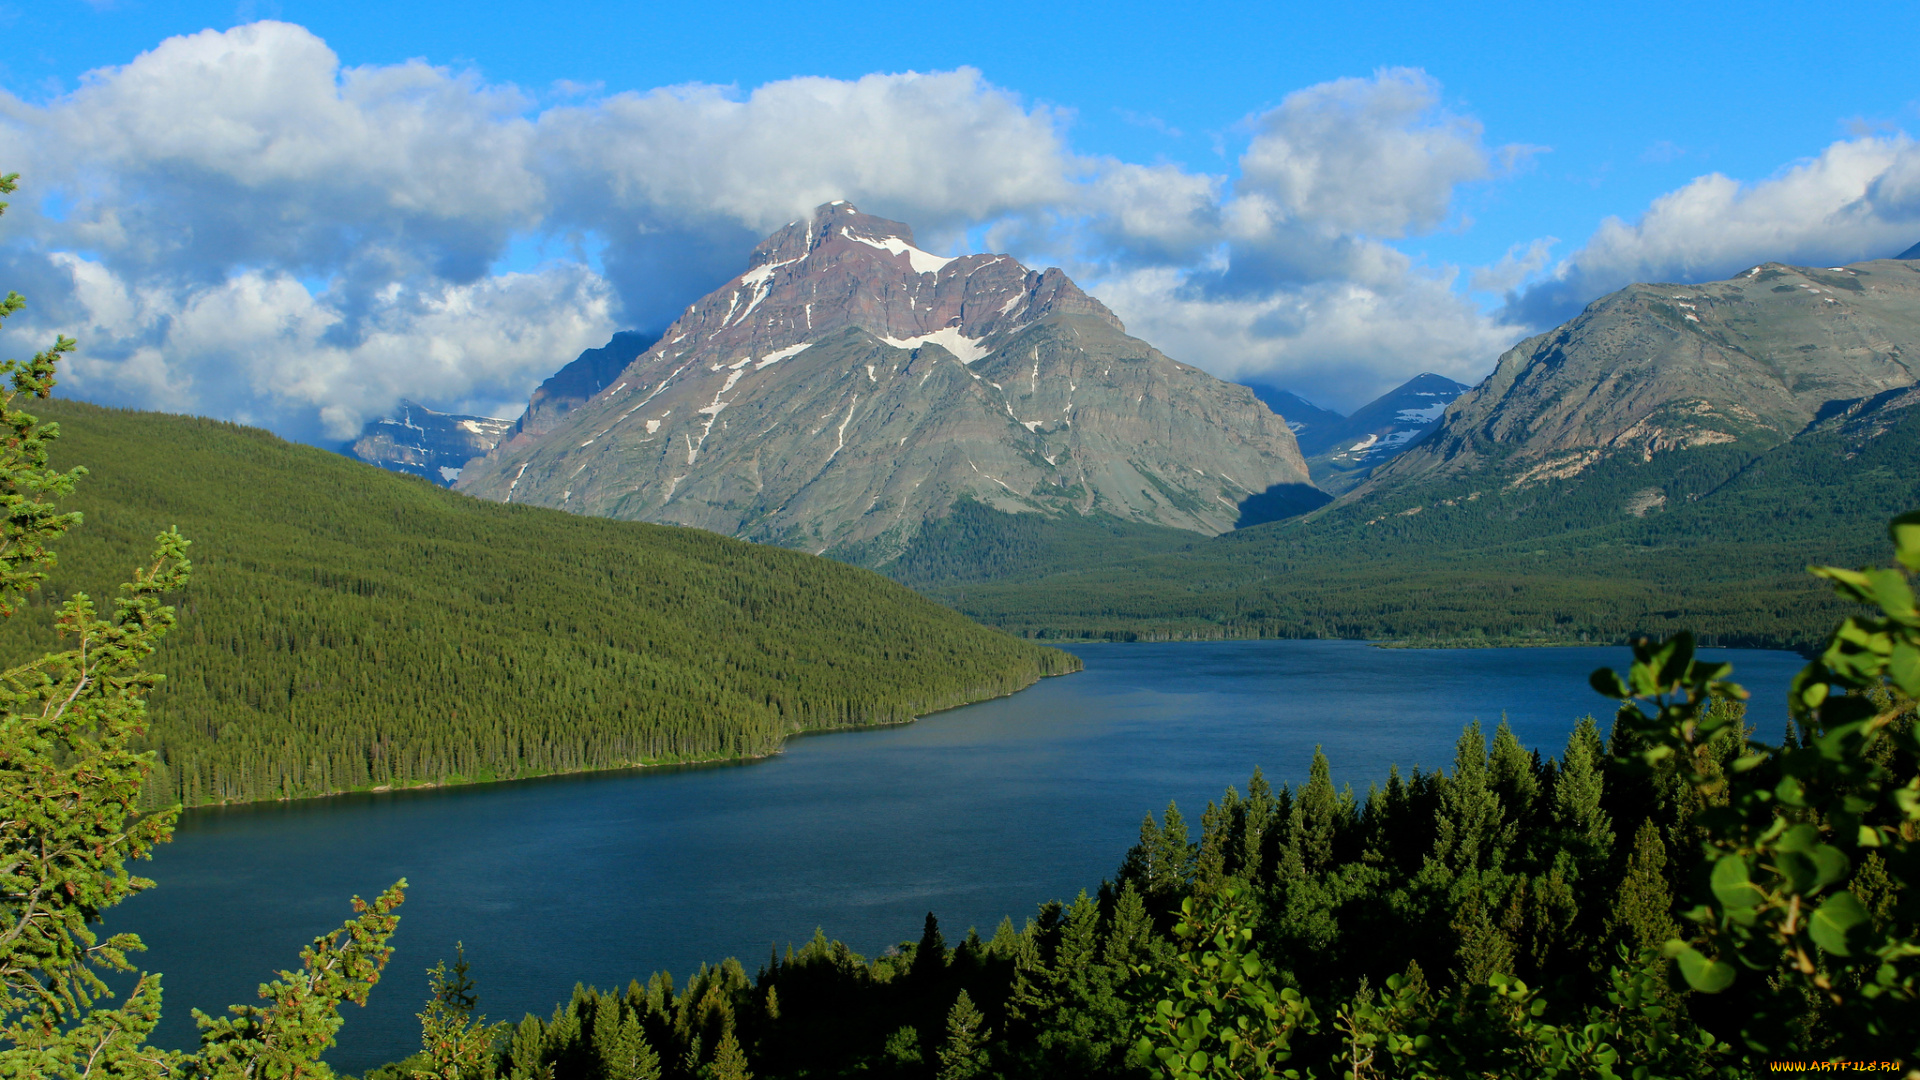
<box><xmin>504</xmin><ymin>1015</ymin><xmax>546</xmax><ymax>1080</ymax></box>
<box><xmin>910</xmin><ymin>912</ymin><xmax>948</xmax><ymax>983</ymax></box>
<box><xmin>1609</xmin><ymin>818</ymin><xmax>1677</xmax><ymax>956</ymax></box>
<box><xmin>1488</xmin><ymin>718</ymin><xmax>1540</xmax><ymax>824</ymax></box>
<box><xmin>594</xmin><ymin>1006</ymin><xmax>661</xmax><ymax>1080</ymax></box>
<box><xmin>1427</xmin><ymin>720</ymin><xmax>1513</xmax><ymax>879</ymax></box>
<box><xmin>705</xmin><ymin>1031</ymin><xmax>751</xmax><ymax>1080</ymax></box>
<box><xmin>0</xmin><ymin>170</ymin><xmax>408</xmax><ymax>1080</ymax></box>
<box><xmin>415</xmin><ymin>946</ymin><xmax>503</xmax><ymax>1080</ymax></box>
<box><xmin>1552</xmin><ymin>717</ymin><xmax>1613</xmax><ymax>864</ymax></box>
<box><xmin>934</xmin><ymin>991</ymin><xmax>989</xmax><ymax>1080</ymax></box>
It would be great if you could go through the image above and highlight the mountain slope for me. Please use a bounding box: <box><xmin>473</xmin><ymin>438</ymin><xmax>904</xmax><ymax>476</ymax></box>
<box><xmin>455</xmin><ymin>203</ymin><xmax>1314</xmax><ymax>559</ymax></box>
<box><xmin>1240</xmin><ymin>382</ymin><xmax>1345</xmax><ymax>447</ymax></box>
<box><xmin>3</xmin><ymin>399</ymin><xmax>1075</xmax><ymax>807</ymax></box>
<box><xmin>1369</xmin><ymin>260</ymin><xmax>1920</xmax><ymax>495</ymax></box>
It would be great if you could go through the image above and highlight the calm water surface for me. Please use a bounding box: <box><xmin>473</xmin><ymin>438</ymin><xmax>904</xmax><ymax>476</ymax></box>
<box><xmin>115</xmin><ymin>640</ymin><xmax>1804</xmax><ymax>1072</ymax></box>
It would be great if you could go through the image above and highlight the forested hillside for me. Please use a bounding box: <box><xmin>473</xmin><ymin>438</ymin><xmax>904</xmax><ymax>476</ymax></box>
<box><xmin>0</xmin><ymin>400</ymin><xmax>1075</xmax><ymax>808</ymax></box>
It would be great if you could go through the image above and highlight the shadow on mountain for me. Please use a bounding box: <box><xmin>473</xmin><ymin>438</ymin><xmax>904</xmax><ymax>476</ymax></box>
<box><xmin>1236</xmin><ymin>482</ymin><xmax>1332</xmax><ymax>528</ymax></box>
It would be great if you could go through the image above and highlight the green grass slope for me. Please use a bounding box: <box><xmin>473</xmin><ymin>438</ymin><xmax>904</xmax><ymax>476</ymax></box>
<box><xmin>2</xmin><ymin>400</ymin><xmax>1077</xmax><ymax>807</ymax></box>
<box><xmin>918</xmin><ymin>396</ymin><xmax>1920</xmax><ymax>648</ymax></box>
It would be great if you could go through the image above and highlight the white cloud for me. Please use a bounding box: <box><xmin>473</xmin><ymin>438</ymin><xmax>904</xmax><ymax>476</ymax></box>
<box><xmin>30</xmin><ymin>253</ymin><xmax>614</xmax><ymax>442</ymax></box>
<box><xmin>0</xmin><ymin>24</ymin><xmax>1537</xmax><ymax>432</ymax></box>
<box><xmin>1097</xmin><ymin>262</ymin><xmax>1526</xmax><ymax>411</ymax></box>
<box><xmin>1237</xmin><ymin>68</ymin><xmax>1501</xmax><ymax>238</ymax></box>
<box><xmin>1505</xmin><ymin>135</ymin><xmax>1920</xmax><ymax>326</ymax></box>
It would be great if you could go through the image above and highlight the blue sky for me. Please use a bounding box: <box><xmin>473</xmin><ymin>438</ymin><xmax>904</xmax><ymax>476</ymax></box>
<box><xmin>1</xmin><ymin>0</ymin><xmax>1916</xmax><ymax>440</ymax></box>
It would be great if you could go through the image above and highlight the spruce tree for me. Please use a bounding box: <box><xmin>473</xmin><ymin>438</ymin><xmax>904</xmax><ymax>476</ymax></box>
<box><xmin>1488</xmin><ymin>718</ymin><xmax>1539</xmax><ymax>823</ymax></box>
<box><xmin>1609</xmin><ymin>818</ymin><xmax>1677</xmax><ymax>956</ymax></box>
<box><xmin>1552</xmin><ymin>717</ymin><xmax>1613</xmax><ymax>867</ymax></box>
<box><xmin>910</xmin><ymin>912</ymin><xmax>948</xmax><ymax>983</ymax></box>
<box><xmin>934</xmin><ymin>990</ymin><xmax>989</xmax><ymax>1080</ymax></box>
<box><xmin>414</xmin><ymin>946</ymin><xmax>503</xmax><ymax>1080</ymax></box>
<box><xmin>705</xmin><ymin>1031</ymin><xmax>751</xmax><ymax>1080</ymax></box>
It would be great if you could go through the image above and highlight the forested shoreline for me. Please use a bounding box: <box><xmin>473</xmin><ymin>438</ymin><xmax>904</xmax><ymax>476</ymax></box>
<box><xmin>368</xmin><ymin>666</ymin><xmax>1918</xmax><ymax>1077</ymax></box>
<box><xmin>0</xmin><ymin>400</ymin><xmax>1077</xmax><ymax>809</ymax></box>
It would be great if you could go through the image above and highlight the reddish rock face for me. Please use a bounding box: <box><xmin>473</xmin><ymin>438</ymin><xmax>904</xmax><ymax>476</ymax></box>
<box><xmin>458</xmin><ymin>202</ymin><xmax>1315</xmax><ymax>560</ymax></box>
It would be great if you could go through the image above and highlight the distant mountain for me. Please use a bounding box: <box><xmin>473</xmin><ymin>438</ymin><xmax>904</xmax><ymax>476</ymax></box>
<box><xmin>1896</xmin><ymin>240</ymin><xmax>1920</xmax><ymax>260</ymax></box>
<box><xmin>508</xmin><ymin>330</ymin><xmax>662</xmax><ymax>442</ymax></box>
<box><xmin>1239</xmin><ymin>383</ymin><xmax>1345</xmax><ymax>448</ymax></box>
<box><xmin>348</xmin><ymin>401</ymin><xmax>512</xmax><ymax>486</ymax></box>
<box><xmin>1300</xmin><ymin>373</ymin><xmax>1470</xmax><ymax>494</ymax></box>
<box><xmin>1367</xmin><ymin>259</ymin><xmax>1920</xmax><ymax>497</ymax></box>
<box><xmin>457</xmin><ymin>202</ymin><xmax>1316</xmax><ymax>559</ymax></box>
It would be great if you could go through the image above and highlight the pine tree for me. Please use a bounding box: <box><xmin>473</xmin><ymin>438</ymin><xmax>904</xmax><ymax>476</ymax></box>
<box><xmin>1488</xmin><ymin>718</ymin><xmax>1540</xmax><ymax>823</ymax></box>
<box><xmin>1609</xmin><ymin>818</ymin><xmax>1677</xmax><ymax>955</ymax></box>
<box><xmin>1552</xmin><ymin>717</ymin><xmax>1613</xmax><ymax>868</ymax></box>
<box><xmin>504</xmin><ymin>1015</ymin><xmax>546</xmax><ymax>1080</ymax></box>
<box><xmin>414</xmin><ymin>946</ymin><xmax>503</xmax><ymax>1080</ymax></box>
<box><xmin>592</xmin><ymin>1005</ymin><xmax>660</xmax><ymax>1080</ymax></box>
<box><xmin>1235</xmin><ymin>768</ymin><xmax>1279</xmax><ymax>884</ymax></box>
<box><xmin>910</xmin><ymin>912</ymin><xmax>948</xmax><ymax>983</ymax></box>
<box><xmin>705</xmin><ymin>1031</ymin><xmax>751</xmax><ymax>1080</ymax></box>
<box><xmin>1428</xmin><ymin>720</ymin><xmax>1513</xmax><ymax>879</ymax></box>
<box><xmin>934</xmin><ymin>990</ymin><xmax>989</xmax><ymax>1080</ymax></box>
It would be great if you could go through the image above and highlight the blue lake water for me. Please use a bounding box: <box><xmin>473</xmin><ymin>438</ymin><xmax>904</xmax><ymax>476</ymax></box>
<box><xmin>112</xmin><ymin>640</ymin><xmax>1805</xmax><ymax>1073</ymax></box>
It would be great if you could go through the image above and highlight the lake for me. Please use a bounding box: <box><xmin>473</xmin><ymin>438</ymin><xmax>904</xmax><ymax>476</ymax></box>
<box><xmin>112</xmin><ymin>639</ymin><xmax>1805</xmax><ymax>1073</ymax></box>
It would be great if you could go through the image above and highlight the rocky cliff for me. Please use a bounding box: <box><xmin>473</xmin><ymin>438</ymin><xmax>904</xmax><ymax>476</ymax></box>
<box><xmin>456</xmin><ymin>202</ymin><xmax>1313</xmax><ymax>559</ymax></box>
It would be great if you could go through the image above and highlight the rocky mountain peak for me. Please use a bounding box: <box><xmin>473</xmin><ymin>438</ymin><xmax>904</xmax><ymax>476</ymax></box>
<box><xmin>456</xmin><ymin>206</ymin><xmax>1313</xmax><ymax>559</ymax></box>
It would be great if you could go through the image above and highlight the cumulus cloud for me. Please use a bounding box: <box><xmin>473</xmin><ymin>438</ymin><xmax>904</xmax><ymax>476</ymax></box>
<box><xmin>1237</xmin><ymin>68</ymin><xmax>1499</xmax><ymax>238</ymax></box>
<box><xmin>1060</xmin><ymin>68</ymin><xmax>1536</xmax><ymax>408</ymax></box>
<box><xmin>17</xmin><ymin>252</ymin><xmax>615</xmax><ymax>442</ymax></box>
<box><xmin>1504</xmin><ymin>136</ymin><xmax>1920</xmax><ymax>327</ymax></box>
<box><xmin>0</xmin><ymin>24</ymin><xmax>1535</xmax><ymax>434</ymax></box>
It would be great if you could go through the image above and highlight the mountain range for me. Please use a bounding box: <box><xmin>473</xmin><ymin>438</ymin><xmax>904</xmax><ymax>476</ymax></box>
<box><xmin>898</xmin><ymin>253</ymin><xmax>1920</xmax><ymax>647</ymax></box>
<box><xmin>343</xmin><ymin>210</ymin><xmax>1920</xmax><ymax>647</ymax></box>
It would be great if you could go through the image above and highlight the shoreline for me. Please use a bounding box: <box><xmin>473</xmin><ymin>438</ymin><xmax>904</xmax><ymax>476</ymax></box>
<box><xmin>164</xmin><ymin>664</ymin><xmax>1082</xmax><ymax>814</ymax></box>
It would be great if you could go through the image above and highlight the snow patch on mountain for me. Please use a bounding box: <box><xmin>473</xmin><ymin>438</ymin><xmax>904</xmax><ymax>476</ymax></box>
<box><xmin>882</xmin><ymin>326</ymin><xmax>991</xmax><ymax>364</ymax></box>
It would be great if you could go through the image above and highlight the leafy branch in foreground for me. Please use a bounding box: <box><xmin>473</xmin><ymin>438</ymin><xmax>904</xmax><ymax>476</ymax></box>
<box><xmin>1591</xmin><ymin>510</ymin><xmax>1920</xmax><ymax>1054</ymax></box>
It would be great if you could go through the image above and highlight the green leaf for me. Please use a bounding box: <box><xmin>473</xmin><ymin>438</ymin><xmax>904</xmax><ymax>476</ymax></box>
<box><xmin>1867</xmin><ymin>568</ymin><xmax>1917</xmax><ymax>617</ymax></box>
<box><xmin>1775</xmin><ymin>823</ymin><xmax>1819</xmax><ymax>853</ymax></box>
<box><xmin>1709</xmin><ymin>854</ymin><xmax>1763</xmax><ymax>911</ymax></box>
<box><xmin>1889</xmin><ymin>510</ymin><xmax>1920</xmax><ymax>572</ymax></box>
<box><xmin>1808</xmin><ymin>892</ymin><xmax>1869</xmax><ymax>956</ymax></box>
<box><xmin>1813</xmin><ymin>845</ymin><xmax>1850</xmax><ymax>890</ymax></box>
<box><xmin>1589</xmin><ymin>669</ymin><xmax>1630</xmax><ymax>699</ymax></box>
<box><xmin>1890</xmin><ymin>642</ymin><xmax>1920</xmax><ymax>698</ymax></box>
<box><xmin>1673</xmin><ymin>947</ymin><xmax>1735</xmax><ymax>993</ymax></box>
<box><xmin>1775</xmin><ymin>851</ymin><xmax>1818</xmax><ymax>894</ymax></box>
